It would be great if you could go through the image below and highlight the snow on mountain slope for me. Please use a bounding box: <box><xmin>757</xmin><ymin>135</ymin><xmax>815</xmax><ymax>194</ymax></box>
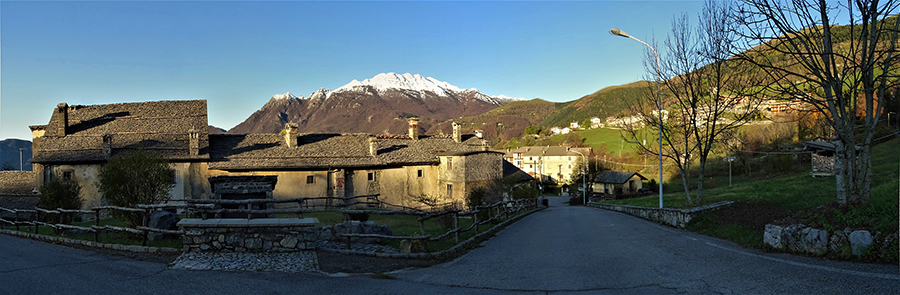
<box><xmin>331</xmin><ymin>73</ymin><xmax>522</xmax><ymax>104</ymax></box>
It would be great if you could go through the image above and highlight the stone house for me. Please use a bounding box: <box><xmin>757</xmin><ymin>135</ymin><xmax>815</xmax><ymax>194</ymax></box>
<box><xmin>504</xmin><ymin>146</ymin><xmax>591</xmax><ymax>185</ymax></box>
<box><xmin>29</xmin><ymin>100</ymin><xmax>507</xmax><ymax>210</ymax></box>
<box><xmin>592</xmin><ymin>171</ymin><xmax>646</xmax><ymax>198</ymax></box>
<box><xmin>30</xmin><ymin>100</ymin><xmax>212</xmax><ymax>209</ymax></box>
<box><xmin>207</xmin><ymin>120</ymin><xmax>504</xmax><ymax>209</ymax></box>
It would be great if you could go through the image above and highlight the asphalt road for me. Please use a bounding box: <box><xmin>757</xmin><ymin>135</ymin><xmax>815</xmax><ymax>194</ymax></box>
<box><xmin>1</xmin><ymin>196</ymin><xmax>898</xmax><ymax>294</ymax></box>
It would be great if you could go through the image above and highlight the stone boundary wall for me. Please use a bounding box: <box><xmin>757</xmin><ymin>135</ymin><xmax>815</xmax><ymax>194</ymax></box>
<box><xmin>0</xmin><ymin>228</ymin><xmax>180</xmax><ymax>254</ymax></box>
<box><xmin>317</xmin><ymin>206</ymin><xmax>544</xmax><ymax>259</ymax></box>
<box><xmin>764</xmin><ymin>224</ymin><xmax>898</xmax><ymax>259</ymax></box>
<box><xmin>587</xmin><ymin>201</ymin><xmax>733</xmax><ymax>228</ymax></box>
<box><xmin>179</xmin><ymin>218</ymin><xmax>318</xmax><ymax>253</ymax></box>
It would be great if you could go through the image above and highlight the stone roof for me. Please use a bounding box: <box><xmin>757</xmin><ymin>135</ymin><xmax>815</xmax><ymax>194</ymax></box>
<box><xmin>594</xmin><ymin>171</ymin><xmax>647</xmax><ymax>184</ymax></box>
<box><xmin>32</xmin><ymin>100</ymin><xmax>209</xmax><ymax>164</ymax></box>
<box><xmin>504</xmin><ymin>146</ymin><xmax>591</xmax><ymax>157</ymax></box>
<box><xmin>209</xmin><ymin>133</ymin><xmax>488</xmax><ymax>170</ymax></box>
<box><xmin>0</xmin><ymin>171</ymin><xmax>37</xmax><ymax>196</ymax></box>
<box><xmin>502</xmin><ymin>160</ymin><xmax>534</xmax><ymax>182</ymax></box>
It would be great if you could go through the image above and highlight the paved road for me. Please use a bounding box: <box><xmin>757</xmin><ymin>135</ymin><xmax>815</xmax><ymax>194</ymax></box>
<box><xmin>1</xmin><ymin>196</ymin><xmax>898</xmax><ymax>294</ymax></box>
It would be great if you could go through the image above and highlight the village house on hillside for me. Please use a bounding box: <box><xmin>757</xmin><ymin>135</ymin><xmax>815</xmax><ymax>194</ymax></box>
<box><xmin>504</xmin><ymin>146</ymin><xmax>591</xmax><ymax>185</ymax></box>
<box><xmin>592</xmin><ymin>170</ymin><xmax>646</xmax><ymax>199</ymax></box>
<box><xmin>28</xmin><ymin>101</ymin><xmax>508</xmax><ymax>210</ymax></box>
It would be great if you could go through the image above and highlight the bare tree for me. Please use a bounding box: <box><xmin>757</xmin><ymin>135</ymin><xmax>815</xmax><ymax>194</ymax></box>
<box><xmin>623</xmin><ymin>0</ymin><xmax>764</xmax><ymax>205</ymax></box>
<box><xmin>732</xmin><ymin>0</ymin><xmax>900</xmax><ymax>205</ymax></box>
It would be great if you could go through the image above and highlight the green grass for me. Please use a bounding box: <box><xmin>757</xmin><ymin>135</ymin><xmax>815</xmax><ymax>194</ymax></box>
<box><xmin>602</xmin><ymin>137</ymin><xmax>899</xmax><ymax>260</ymax></box>
<box><xmin>572</xmin><ymin>127</ymin><xmax>657</xmax><ymax>157</ymax></box>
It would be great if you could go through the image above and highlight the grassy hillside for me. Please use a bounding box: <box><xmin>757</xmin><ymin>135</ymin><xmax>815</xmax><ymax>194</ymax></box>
<box><xmin>429</xmin><ymin>99</ymin><xmax>557</xmax><ymax>142</ymax></box>
<box><xmin>603</xmin><ymin>136</ymin><xmax>900</xmax><ymax>261</ymax></box>
<box><xmin>540</xmin><ymin>81</ymin><xmax>652</xmax><ymax>129</ymax></box>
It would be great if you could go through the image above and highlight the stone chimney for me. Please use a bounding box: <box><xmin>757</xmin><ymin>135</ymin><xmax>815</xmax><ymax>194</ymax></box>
<box><xmin>56</xmin><ymin>103</ymin><xmax>68</xmax><ymax>136</ymax></box>
<box><xmin>189</xmin><ymin>128</ymin><xmax>199</xmax><ymax>156</ymax></box>
<box><xmin>102</xmin><ymin>134</ymin><xmax>113</xmax><ymax>156</ymax></box>
<box><xmin>284</xmin><ymin>123</ymin><xmax>299</xmax><ymax>147</ymax></box>
<box><xmin>482</xmin><ymin>139</ymin><xmax>490</xmax><ymax>151</ymax></box>
<box><xmin>407</xmin><ymin>118</ymin><xmax>419</xmax><ymax>140</ymax></box>
<box><xmin>474</xmin><ymin>129</ymin><xmax>483</xmax><ymax>139</ymax></box>
<box><xmin>452</xmin><ymin>122</ymin><xmax>462</xmax><ymax>143</ymax></box>
<box><xmin>369</xmin><ymin>138</ymin><xmax>378</xmax><ymax>156</ymax></box>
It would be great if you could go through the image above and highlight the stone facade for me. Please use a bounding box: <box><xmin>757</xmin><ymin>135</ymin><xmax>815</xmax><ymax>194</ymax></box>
<box><xmin>179</xmin><ymin>218</ymin><xmax>319</xmax><ymax>253</ymax></box>
<box><xmin>764</xmin><ymin>224</ymin><xmax>898</xmax><ymax>258</ymax></box>
<box><xmin>587</xmin><ymin>201</ymin><xmax>733</xmax><ymax>228</ymax></box>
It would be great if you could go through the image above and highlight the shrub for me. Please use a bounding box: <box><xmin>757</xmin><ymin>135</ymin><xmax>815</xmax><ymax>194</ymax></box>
<box><xmin>348</xmin><ymin>213</ymin><xmax>369</xmax><ymax>221</ymax></box>
<box><xmin>466</xmin><ymin>187</ymin><xmax>487</xmax><ymax>210</ymax></box>
<box><xmin>38</xmin><ymin>178</ymin><xmax>83</xmax><ymax>224</ymax></box>
<box><xmin>97</xmin><ymin>150</ymin><xmax>173</xmax><ymax>227</ymax></box>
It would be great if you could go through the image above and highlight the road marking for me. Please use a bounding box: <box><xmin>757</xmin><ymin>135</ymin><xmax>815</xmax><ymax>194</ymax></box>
<box><xmin>704</xmin><ymin>241</ymin><xmax>900</xmax><ymax>280</ymax></box>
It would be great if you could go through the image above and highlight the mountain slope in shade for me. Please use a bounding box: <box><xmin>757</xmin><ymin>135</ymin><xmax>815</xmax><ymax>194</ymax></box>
<box><xmin>227</xmin><ymin>73</ymin><xmax>522</xmax><ymax>135</ymax></box>
<box><xmin>1</xmin><ymin>139</ymin><xmax>32</xmax><ymax>171</ymax></box>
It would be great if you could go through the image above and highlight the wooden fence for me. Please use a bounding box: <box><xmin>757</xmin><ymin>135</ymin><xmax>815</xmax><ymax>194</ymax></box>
<box><xmin>0</xmin><ymin>195</ymin><xmax>539</xmax><ymax>253</ymax></box>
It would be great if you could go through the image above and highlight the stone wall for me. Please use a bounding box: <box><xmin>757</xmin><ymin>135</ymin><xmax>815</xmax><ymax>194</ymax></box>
<box><xmin>180</xmin><ymin>218</ymin><xmax>318</xmax><ymax>253</ymax></box>
<box><xmin>764</xmin><ymin>224</ymin><xmax>898</xmax><ymax>259</ymax></box>
<box><xmin>587</xmin><ymin>201</ymin><xmax>733</xmax><ymax>228</ymax></box>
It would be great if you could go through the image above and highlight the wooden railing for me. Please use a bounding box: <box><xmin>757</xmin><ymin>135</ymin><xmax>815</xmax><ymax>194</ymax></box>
<box><xmin>0</xmin><ymin>195</ymin><xmax>540</xmax><ymax>253</ymax></box>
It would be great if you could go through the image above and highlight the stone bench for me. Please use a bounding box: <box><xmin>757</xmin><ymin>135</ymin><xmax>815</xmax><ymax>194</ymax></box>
<box><xmin>178</xmin><ymin>218</ymin><xmax>319</xmax><ymax>253</ymax></box>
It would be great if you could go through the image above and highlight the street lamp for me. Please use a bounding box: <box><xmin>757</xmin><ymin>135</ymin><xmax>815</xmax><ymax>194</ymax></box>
<box><xmin>610</xmin><ymin>27</ymin><xmax>664</xmax><ymax>208</ymax></box>
<box><xmin>570</xmin><ymin>149</ymin><xmax>587</xmax><ymax>204</ymax></box>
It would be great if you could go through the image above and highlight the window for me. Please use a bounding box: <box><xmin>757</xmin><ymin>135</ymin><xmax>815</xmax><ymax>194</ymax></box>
<box><xmin>529</xmin><ymin>164</ymin><xmax>533</xmax><ymax>168</ymax></box>
<box><xmin>62</xmin><ymin>171</ymin><xmax>73</xmax><ymax>181</ymax></box>
<box><xmin>368</xmin><ymin>172</ymin><xmax>376</xmax><ymax>181</ymax></box>
<box><xmin>169</xmin><ymin>170</ymin><xmax>177</xmax><ymax>184</ymax></box>
<box><xmin>446</xmin><ymin>184</ymin><xmax>453</xmax><ymax>197</ymax></box>
<box><xmin>447</xmin><ymin>157</ymin><xmax>453</xmax><ymax>170</ymax></box>
<box><xmin>306</xmin><ymin>175</ymin><xmax>315</xmax><ymax>184</ymax></box>
<box><xmin>417</xmin><ymin>169</ymin><xmax>424</xmax><ymax>177</ymax></box>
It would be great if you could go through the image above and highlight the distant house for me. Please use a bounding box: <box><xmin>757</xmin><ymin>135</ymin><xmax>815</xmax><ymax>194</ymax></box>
<box><xmin>550</xmin><ymin>127</ymin><xmax>571</xmax><ymax>135</ymax></box>
<box><xmin>570</xmin><ymin>122</ymin><xmax>580</xmax><ymax>129</ymax></box>
<box><xmin>590</xmin><ymin>117</ymin><xmax>603</xmax><ymax>129</ymax></box>
<box><xmin>592</xmin><ymin>171</ymin><xmax>647</xmax><ymax>198</ymax></box>
<box><xmin>503</xmin><ymin>146</ymin><xmax>591</xmax><ymax>184</ymax></box>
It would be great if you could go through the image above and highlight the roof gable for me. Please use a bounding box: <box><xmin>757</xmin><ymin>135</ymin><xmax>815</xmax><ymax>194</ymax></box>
<box><xmin>594</xmin><ymin>171</ymin><xmax>647</xmax><ymax>184</ymax></box>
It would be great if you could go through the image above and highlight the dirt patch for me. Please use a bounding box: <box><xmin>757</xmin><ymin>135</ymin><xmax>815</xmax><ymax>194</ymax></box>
<box><xmin>707</xmin><ymin>202</ymin><xmax>792</xmax><ymax>230</ymax></box>
<box><xmin>316</xmin><ymin>251</ymin><xmax>442</xmax><ymax>274</ymax></box>
<box><xmin>773</xmin><ymin>202</ymin><xmax>868</xmax><ymax>231</ymax></box>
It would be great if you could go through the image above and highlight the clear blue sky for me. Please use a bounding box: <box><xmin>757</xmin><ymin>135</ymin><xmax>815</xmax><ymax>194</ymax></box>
<box><xmin>1</xmin><ymin>0</ymin><xmax>703</xmax><ymax>141</ymax></box>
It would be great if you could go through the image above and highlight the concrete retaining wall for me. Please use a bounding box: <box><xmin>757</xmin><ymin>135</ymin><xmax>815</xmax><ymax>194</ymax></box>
<box><xmin>587</xmin><ymin>201</ymin><xmax>733</xmax><ymax>228</ymax></box>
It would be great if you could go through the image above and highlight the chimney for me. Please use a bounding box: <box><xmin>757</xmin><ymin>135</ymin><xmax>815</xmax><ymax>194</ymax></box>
<box><xmin>189</xmin><ymin>128</ymin><xmax>199</xmax><ymax>156</ymax></box>
<box><xmin>56</xmin><ymin>103</ymin><xmax>68</xmax><ymax>136</ymax></box>
<box><xmin>452</xmin><ymin>122</ymin><xmax>462</xmax><ymax>143</ymax></box>
<box><xmin>102</xmin><ymin>134</ymin><xmax>112</xmax><ymax>156</ymax></box>
<box><xmin>474</xmin><ymin>129</ymin><xmax>483</xmax><ymax>139</ymax></box>
<box><xmin>284</xmin><ymin>123</ymin><xmax>298</xmax><ymax>147</ymax></box>
<box><xmin>369</xmin><ymin>138</ymin><xmax>378</xmax><ymax>156</ymax></box>
<box><xmin>407</xmin><ymin>117</ymin><xmax>419</xmax><ymax>140</ymax></box>
<box><xmin>482</xmin><ymin>140</ymin><xmax>490</xmax><ymax>151</ymax></box>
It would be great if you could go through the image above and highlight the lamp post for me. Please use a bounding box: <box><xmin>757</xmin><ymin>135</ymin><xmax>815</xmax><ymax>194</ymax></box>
<box><xmin>570</xmin><ymin>149</ymin><xmax>587</xmax><ymax>204</ymax></box>
<box><xmin>610</xmin><ymin>27</ymin><xmax>664</xmax><ymax>208</ymax></box>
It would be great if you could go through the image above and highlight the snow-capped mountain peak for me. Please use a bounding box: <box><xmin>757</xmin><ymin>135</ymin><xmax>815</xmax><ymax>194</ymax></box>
<box><xmin>271</xmin><ymin>92</ymin><xmax>300</xmax><ymax>100</ymax></box>
<box><xmin>335</xmin><ymin>72</ymin><xmax>468</xmax><ymax>95</ymax></box>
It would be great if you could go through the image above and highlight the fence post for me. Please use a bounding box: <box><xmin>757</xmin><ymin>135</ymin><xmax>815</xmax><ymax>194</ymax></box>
<box><xmin>14</xmin><ymin>211</ymin><xmax>20</xmax><ymax>231</ymax></box>
<box><xmin>34</xmin><ymin>211</ymin><xmax>39</xmax><ymax>234</ymax></box>
<box><xmin>141</xmin><ymin>208</ymin><xmax>150</xmax><ymax>246</ymax></box>
<box><xmin>473</xmin><ymin>210</ymin><xmax>479</xmax><ymax>234</ymax></box>
<box><xmin>453</xmin><ymin>211</ymin><xmax>459</xmax><ymax>244</ymax></box>
<box><xmin>418</xmin><ymin>219</ymin><xmax>426</xmax><ymax>237</ymax></box>
<box><xmin>94</xmin><ymin>208</ymin><xmax>101</xmax><ymax>243</ymax></box>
